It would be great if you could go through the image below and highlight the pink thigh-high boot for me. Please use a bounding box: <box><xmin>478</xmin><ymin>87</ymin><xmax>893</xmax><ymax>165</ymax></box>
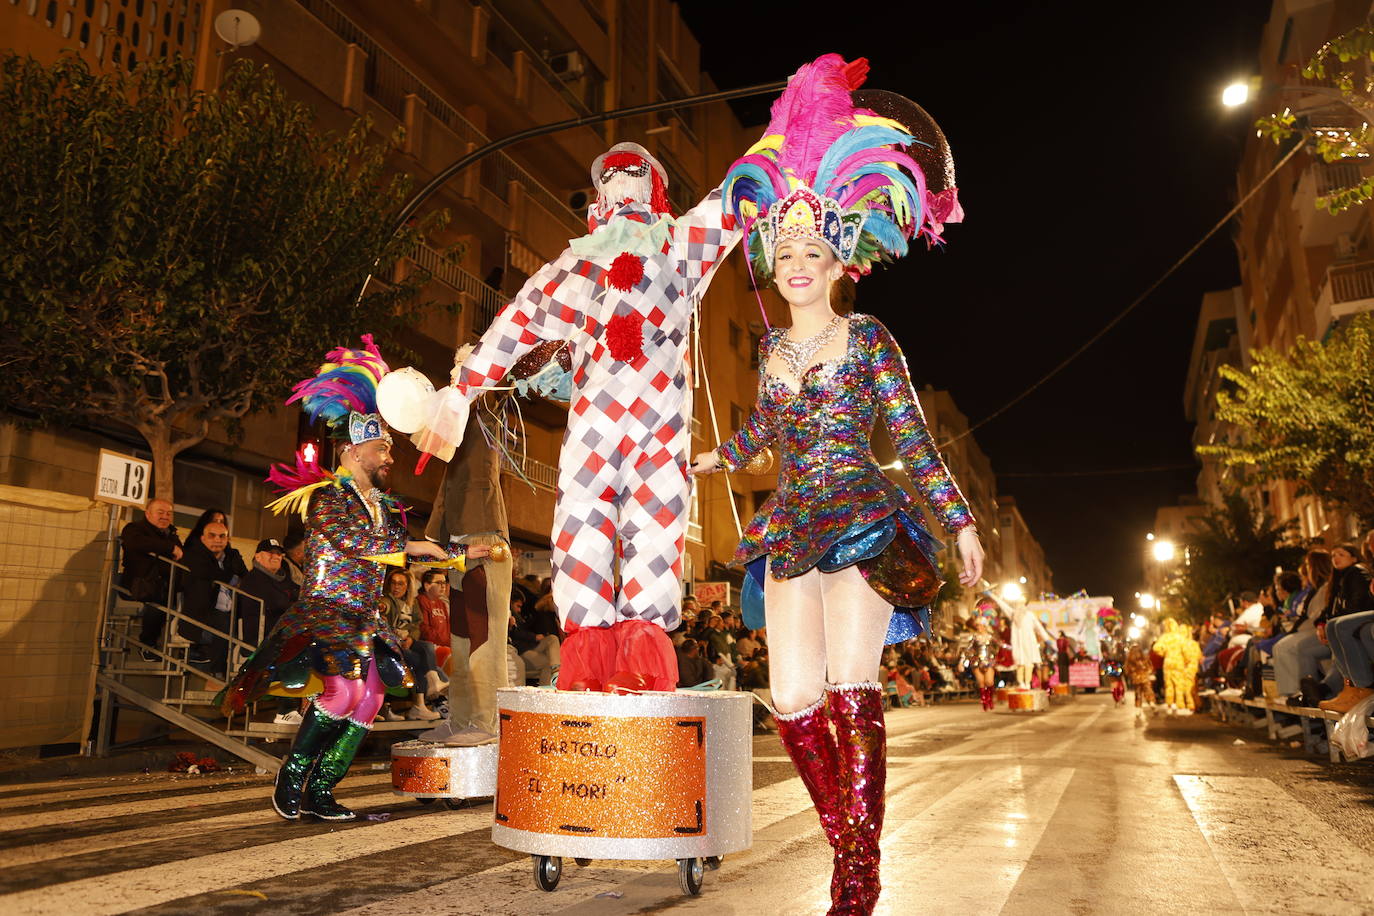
<box><xmin>827</xmin><ymin>682</ymin><xmax>886</xmax><ymax>916</ymax></box>
<box><xmin>774</xmin><ymin>695</ymin><xmax>850</xmax><ymax>909</ymax></box>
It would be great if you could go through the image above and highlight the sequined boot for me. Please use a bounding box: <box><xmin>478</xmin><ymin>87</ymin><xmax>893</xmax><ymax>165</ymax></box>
<box><xmin>828</xmin><ymin>682</ymin><xmax>886</xmax><ymax>916</ymax></box>
<box><xmin>980</xmin><ymin>686</ymin><xmax>993</xmax><ymax>710</ymax></box>
<box><xmin>301</xmin><ymin>719</ymin><xmax>370</xmax><ymax>821</ymax></box>
<box><xmin>272</xmin><ymin>703</ymin><xmax>344</xmax><ymax>821</ymax></box>
<box><xmin>774</xmin><ymin>694</ymin><xmax>850</xmax><ymax>908</ymax></box>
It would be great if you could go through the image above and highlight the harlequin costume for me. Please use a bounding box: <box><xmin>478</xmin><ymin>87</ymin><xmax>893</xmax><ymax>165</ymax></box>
<box><xmin>712</xmin><ymin>54</ymin><xmax>969</xmax><ymax>915</ymax></box>
<box><xmin>216</xmin><ymin>337</ymin><xmax>463</xmax><ymax>821</ymax></box>
<box><xmin>432</xmin><ymin>141</ymin><xmax>740</xmax><ymax>694</ymax></box>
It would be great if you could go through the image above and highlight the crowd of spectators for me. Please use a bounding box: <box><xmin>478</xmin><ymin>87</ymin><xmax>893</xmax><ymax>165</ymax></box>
<box><xmin>1199</xmin><ymin>532</ymin><xmax>1374</xmax><ymax>726</ymax></box>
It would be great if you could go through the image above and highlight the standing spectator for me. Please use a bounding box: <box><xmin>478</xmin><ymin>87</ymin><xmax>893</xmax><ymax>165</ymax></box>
<box><xmin>179</xmin><ymin>520</ymin><xmax>246</xmax><ymax>676</ymax></box>
<box><xmin>119</xmin><ymin>498</ymin><xmax>183</xmax><ymax>661</ymax></box>
<box><xmin>185</xmin><ymin>508</ymin><xmax>229</xmax><ymax>548</ymax></box>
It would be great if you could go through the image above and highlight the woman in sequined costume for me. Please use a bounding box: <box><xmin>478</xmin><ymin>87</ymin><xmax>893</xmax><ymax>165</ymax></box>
<box><xmin>690</xmin><ymin>55</ymin><xmax>982</xmax><ymax>916</ymax></box>
<box><xmin>960</xmin><ymin>613</ymin><xmax>1003</xmax><ymax>710</ymax></box>
<box><xmin>216</xmin><ymin>338</ymin><xmax>486</xmax><ymax>822</ymax></box>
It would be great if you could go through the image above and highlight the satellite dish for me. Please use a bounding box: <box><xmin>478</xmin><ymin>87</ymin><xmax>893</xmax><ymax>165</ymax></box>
<box><xmin>214</xmin><ymin>9</ymin><xmax>261</xmax><ymax>51</ymax></box>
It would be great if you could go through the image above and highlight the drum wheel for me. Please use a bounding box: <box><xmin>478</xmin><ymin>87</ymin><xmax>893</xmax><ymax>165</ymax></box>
<box><xmin>533</xmin><ymin>854</ymin><xmax>562</xmax><ymax>891</ymax></box>
<box><xmin>574</xmin><ymin>857</ymin><xmax>592</xmax><ymax>867</ymax></box>
<box><xmin>415</xmin><ymin>797</ymin><xmax>435</xmax><ymax>806</ymax></box>
<box><xmin>704</xmin><ymin>855</ymin><xmax>723</xmax><ymax>871</ymax></box>
<box><xmin>678</xmin><ymin>857</ymin><xmax>704</xmax><ymax>896</ymax></box>
<box><xmin>442</xmin><ymin>797</ymin><xmax>469</xmax><ymax>810</ymax></box>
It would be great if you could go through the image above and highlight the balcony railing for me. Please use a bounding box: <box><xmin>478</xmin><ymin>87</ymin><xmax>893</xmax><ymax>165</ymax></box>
<box><xmin>294</xmin><ymin>0</ymin><xmax>585</xmax><ymax>236</ymax></box>
<box><xmin>1315</xmin><ymin>160</ymin><xmax>1364</xmax><ymax>196</ymax></box>
<box><xmin>501</xmin><ymin>453</ymin><xmax>559</xmax><ymax>491</ymax></box>
<box><xmin>1330</xmin><ymin>260</ymin><xmax>1374</xmax><ymax>304</ymax></box>
<box><xmin>473</xmin><ymin>0</ymin><xmax>599</xmax><ymax>123</ymax></box>
<box><xmin>409</xmin><ymin>242</ymin><xmax>506</xmax><ymax>331</ymax></box>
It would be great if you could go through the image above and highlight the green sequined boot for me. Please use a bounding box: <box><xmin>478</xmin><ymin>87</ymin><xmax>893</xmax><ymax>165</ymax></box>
<box><xmin>272</xmin><ymin>704</ymin><xmax>344</xmax><ymax>821</ymax></box>
<box><xmin>301</xmin><ymin>720</ymin><xmax>370</xmax><ymax>821</ymax></box>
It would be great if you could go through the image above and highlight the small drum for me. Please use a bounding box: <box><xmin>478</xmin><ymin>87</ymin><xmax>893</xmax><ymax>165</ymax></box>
<box><xmin>391</xmin><ymin>741</ymin><xmax>498</xmax><ymax>807</ymax></box>
<box><xmin>1007</xmin><ymin>688</ymin><xmax>1049</xmax><ymax>712</ymax></box>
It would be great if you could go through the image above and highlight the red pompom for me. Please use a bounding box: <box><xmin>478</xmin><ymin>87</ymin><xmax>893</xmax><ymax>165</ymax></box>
<box><xmin>606</xmin><ymin>312</ymin><xmax>645</xmax><ymax>363</ymax></box>
<box><xmin>607</xmin><ymin>251</ymin><xmax>645</xmax><ymax>291</ymax></box>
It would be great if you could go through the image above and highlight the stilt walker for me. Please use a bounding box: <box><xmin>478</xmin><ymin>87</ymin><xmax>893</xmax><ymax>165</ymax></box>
<box><xmin>420</xmin><ymin>142</ymin><xmax>742</xmax><ymax>691</ymax></box>
<box><xmin>690</xmin><ymin>54</ymin><xmax>983</xmax><ymax>915</ymax></box>
<box><xmin>217</xmin><ymin>337</ymin><xmax>485</xmax><ymax>821</ymax></box>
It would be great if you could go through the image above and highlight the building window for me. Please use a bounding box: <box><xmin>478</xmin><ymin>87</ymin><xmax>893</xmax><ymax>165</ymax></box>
<box><xmin>656</xmin><ymin>54</ymin><xmax>697</xmax><ymax>142</ymax></box>
<box><xmin>657</xmin><ymin>148</ymin><xmax>698</xmax><ymax>219</ymax></box>
<box><xmin>728</xmin><ymin>321</ymin><xmax>742</xmax><ymax>354</ymax></box>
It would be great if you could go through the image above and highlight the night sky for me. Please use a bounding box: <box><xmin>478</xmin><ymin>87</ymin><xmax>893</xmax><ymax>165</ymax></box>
<box><xmin>678</xmin><ymin>0</ymin><xmax>1270</xmax><ymax>604</ymax></box>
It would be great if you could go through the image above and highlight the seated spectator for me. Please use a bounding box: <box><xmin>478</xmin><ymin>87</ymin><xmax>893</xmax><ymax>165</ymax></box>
<box><xmin>735</xmin><ymin>628</ymin><xmax>762</xmax><ymax>662</ymax></box>
<box><xmin>119</xmin><ymin>497</ymin><xmax>183</xmax><ymax>661</ymax></box>
<box><xmin>179</xmin><ymin>520</ymin><xmax>246</xmax><ymax>677</ymax></box>
<box><xmin>706</xmin><ymin>646</ymin><xmax>736</xmax><ymax>690</ymax></box>
<box><xmin>380</xmin><ymin>568</ymin><xmax>443</xmax><ymax>719</ymax></box>
<box><xmin>416</xmin><ymin>568</ymin><xmax>453</xmax><ymax>669</ymax></box>
<box><xmin>524</xmin><ymin>592</ymin><xmax>562</xmax><ymax>641</ymax></box>
<box><xmin>236</xmin><ymin>538</ymin><xmax>292</xmax><ymax>645</ymax></box>
<box><xmin>1316</xmin><ymin>541</ymin><xmax>1374</xmax><ymax>712</ymax></box>
<box><xmin>738</xmin><ymin>646</ymin><xmax>770</xmax><ymax>691</ymax></box>
<box><xmin>1275</xmin><ymin>549</ymin><xmax>1332</xmax><ymax>705</ymax></box>
<box><xmin>508</xmin><ymin>603</ymin><xmax>560</xmax><ymax>686</ymax></box>
<box><xmin>675</xmin><ymin>638</ymin><xmax>712</xmax><ymax>688</ymax></box>
<box><xmin>280</xmin><ymin>532</ymin><xmax>305</xmax><ymax>602</ymax></box>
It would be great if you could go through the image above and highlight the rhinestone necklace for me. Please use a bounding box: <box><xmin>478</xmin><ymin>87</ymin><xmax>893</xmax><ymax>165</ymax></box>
<box><xmin>774</xmin><ymin>314</ymin><xmax>845</xmax><ymax>380</ymax></box>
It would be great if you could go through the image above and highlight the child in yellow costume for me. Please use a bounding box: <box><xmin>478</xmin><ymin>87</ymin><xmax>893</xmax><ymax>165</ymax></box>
<box><xmin>1152</xmin><ymin>619</ymin><xmax>1201</xmax><ymax>716</ymax></box>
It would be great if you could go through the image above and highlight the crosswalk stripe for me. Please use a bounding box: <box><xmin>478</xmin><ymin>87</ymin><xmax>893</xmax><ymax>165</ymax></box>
<box><xmin>0</xmin><ymin>774</ymin><xmax>390</xmax><ymax>834</ymax></box>
<box><xmin>0</xmin><ymin>775</ymin><xmax>263</xmax><ymax>811</ymax></box>
<box><xmin>330</xmin><ymin>758</ymin><xmax>986</xmax><ymax>916</ymax></box>
<box><xmin>0</xmin><ymin>790</ymin><xmax>408</xmax><ymax>868</ymax></box>
<box><xmin>5</xmin><ymin>801</ymin><xmax>493</xmax><ymax>915</ymax></box>
<box><xmin>1175</xmin><ymin>775</ymin><xmax>1374</xmax><ymax>915</ymax></box>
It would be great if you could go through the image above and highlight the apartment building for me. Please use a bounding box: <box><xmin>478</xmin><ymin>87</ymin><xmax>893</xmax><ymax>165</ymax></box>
<box><xmin>1194</xmin><ymin>0</ymin><xmax>1368</xmax><ymax>543</ymax></box>
<box><xmin>0</xmin><ymin>0</ymin><xmax>789</xmax><ymax>589</ymax></box>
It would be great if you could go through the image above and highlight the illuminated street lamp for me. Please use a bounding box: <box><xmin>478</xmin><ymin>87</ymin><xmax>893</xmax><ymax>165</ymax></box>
<box><xmin>1151</xmin><ymin>539</ymin><xmax>1177</xmax><ymax>563</ymax></box>
<box><xmin>1139</xmin><ymin>593</ymin><xmax>1157</xmax><ymax>610</ymax></box>
<box><xmin>1222</xmin><ymin>81</ymin><xmax>1250</xmax><ymax>108</ymax></box>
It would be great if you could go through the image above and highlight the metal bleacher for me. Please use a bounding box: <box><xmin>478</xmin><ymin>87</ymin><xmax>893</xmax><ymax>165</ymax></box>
<box><xmin>98</xmin><ymin>550</ymin><xmax>432</xmax><ymax>772</ymax></box>
<box><xmin>1207</xmin><ymin>690</ymin><xmax>1374</xmax><ymax>763</ymax></box>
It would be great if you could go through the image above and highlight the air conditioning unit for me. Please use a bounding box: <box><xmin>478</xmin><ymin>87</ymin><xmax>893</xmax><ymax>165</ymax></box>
<box><xmin>1335</xmin><ymin>231</ymin><xmax>1358</xmax><ymax>260</ymax></box>
<box><xmin>548</xmin><ymin>50</ymin><xmax>585</xmax><ymax>81</ymax></box>
<box><xmin>567</xmin><ymin>186</ymin><xmax>597</xmax><ymax>211</ymax></box>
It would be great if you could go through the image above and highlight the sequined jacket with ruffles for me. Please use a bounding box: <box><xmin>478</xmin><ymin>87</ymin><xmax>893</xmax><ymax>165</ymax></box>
<box><xmin>717</xmin><ymin>313</ymin><xmax>975</xmax><ymax>578</ymax></box>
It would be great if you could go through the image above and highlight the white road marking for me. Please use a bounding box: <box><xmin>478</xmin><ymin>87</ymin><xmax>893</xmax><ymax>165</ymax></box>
<box><xmin>0</xmin><ymin>774</ymin><xmax>390</xmax><ymax>833</ymax></box>
<box><xmin>3</xmin><ymin>801</ymin><xmax>493</xmax><ymax>915</ymax></box>
<box><xmin>1175</xmin><ymin>775</ymin><xmax>1374</xmax><ymax>915</ymax></box>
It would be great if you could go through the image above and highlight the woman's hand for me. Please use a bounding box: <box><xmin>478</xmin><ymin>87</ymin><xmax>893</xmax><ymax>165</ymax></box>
<box><xmin>956</xmin><ymin>527</ymin><xmax>984</xmax><ymax>587</ymax></box>
<box><xmin>1317</xmin><ymin>622</ymin><xmax>1328</xmax><ymax>646</ymax></box>
<box><xmin>466</xmin><ymin>544</ymin><xmax>492</xmax><ymax>560</ymax></box>
<box><xmin>688</xmin><ymin>450</ymin><xmax>721</xmax><ymax>476</ymax></box>
<box><xmin>406</xmin><ymin>540</ymin><xmax>448</xmax><ymax>561</ymax></box>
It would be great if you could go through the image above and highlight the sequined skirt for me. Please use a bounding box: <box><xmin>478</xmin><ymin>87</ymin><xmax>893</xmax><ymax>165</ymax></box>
<box><xmin>215</xmin><ymin>598</ymin><xmax>414</xmax><ymax>715</ymax></box>
<box><xmin>740</xmin><ymin>509</ymin><xmax>944</xmax><ymax>645</ymax></box>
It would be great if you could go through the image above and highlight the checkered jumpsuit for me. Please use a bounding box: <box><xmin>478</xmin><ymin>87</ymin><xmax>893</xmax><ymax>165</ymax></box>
<box><xmin>455</xmin><ymin>193</ymin><xmax>738</xmax><ymax>634</ymax></box>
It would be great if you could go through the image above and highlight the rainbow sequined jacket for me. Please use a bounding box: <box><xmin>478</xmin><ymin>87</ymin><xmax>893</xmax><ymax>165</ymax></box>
<box><xmin>717</xmin><ymin>313</ymin><xmax>975</xmax><ymax>578</ymax></box>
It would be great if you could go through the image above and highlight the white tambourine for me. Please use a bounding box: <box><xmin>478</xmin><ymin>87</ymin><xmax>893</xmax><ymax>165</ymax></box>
<box><xmin>376</xmin><ymin>367</ymin><xmax>437</xmax><ymax>434</ymax></box>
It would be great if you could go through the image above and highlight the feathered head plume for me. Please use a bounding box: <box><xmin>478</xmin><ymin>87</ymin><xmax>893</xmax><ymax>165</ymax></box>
<box><xmin>723</xmin><ymin>53</ymin><xmax>962</xmax><ymax>280</ymax></box>
<box><xmin>285</xmin><ymin>334</ymin><xmax>392</xmax><ymax>445</ymax></box>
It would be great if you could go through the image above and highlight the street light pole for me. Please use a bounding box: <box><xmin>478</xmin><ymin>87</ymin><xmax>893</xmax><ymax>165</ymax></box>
<box><xmin>353</xmin><ymin>77</ymin><xmax>788</xmax><ymax>306</ymax></box>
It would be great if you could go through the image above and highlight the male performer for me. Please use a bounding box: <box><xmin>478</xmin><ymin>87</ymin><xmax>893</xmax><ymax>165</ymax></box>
<box><xmin>218</xmin><ymin>337</ymin><xmax>486</xmax><ymax>820</ymax></box>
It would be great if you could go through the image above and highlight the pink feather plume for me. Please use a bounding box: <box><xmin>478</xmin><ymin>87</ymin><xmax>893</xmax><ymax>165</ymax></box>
<box><xmin>768</xmin><ymin>53</ymin><xmax>870</xmax><ymax>184</ymax></box>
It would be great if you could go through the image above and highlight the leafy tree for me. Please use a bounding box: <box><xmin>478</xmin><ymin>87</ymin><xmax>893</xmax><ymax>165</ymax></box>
<box><xmin>0</xmin><ymin>54</ymin><xmax>444</xmax><ymax>501</ymax></box>
<box><xmin>1161</xmin><ymin>493</ymin><xmax>1303</xmax><ymax>622</ymax></box>
<box><xmin>1198</xmin><ymin>312</ymin><xmax>1374</xmax><ymax>527</ymax></box>
<box><xmin>1258</xmin><ymin>20</ymin><xmax>1374</xmax><ymax>212</ymax></box>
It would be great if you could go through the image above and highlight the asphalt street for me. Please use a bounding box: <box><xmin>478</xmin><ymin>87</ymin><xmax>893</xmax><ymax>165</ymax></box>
<box><xmin>1</xmin><ymin>692</ymin><xmax>1372</xmax><ymax>915</ymax></box>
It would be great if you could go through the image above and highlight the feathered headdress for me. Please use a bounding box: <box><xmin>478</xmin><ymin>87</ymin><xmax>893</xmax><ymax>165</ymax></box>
<box><xmin>285</xmin><ymin>334</ymin><xmax>392</xmax><ymax>446</ymax></box>
<box><xmin>723</xmin><ymin>54</ymin><xmax>962</xmax><ymax>280</ymax></box>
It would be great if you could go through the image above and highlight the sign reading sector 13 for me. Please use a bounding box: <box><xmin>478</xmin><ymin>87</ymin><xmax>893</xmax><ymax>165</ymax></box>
<box><xmin>495</xmin><ymin>709</ymin><xmax>707</xmax><ymax>839</ymax></box>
